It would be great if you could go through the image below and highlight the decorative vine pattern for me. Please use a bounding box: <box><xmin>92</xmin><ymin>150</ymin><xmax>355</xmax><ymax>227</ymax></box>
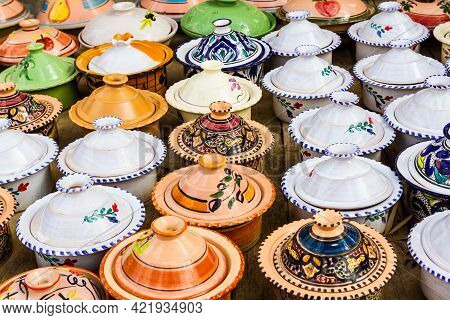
<box><xmin>83</xmin><ymin>203</ymin><xmax>119</xmax><ymax>224</ymax></box>
<box><xmin>276</xmin><ymin>97</ymin><xmax>303</xmax><ymax>119</ymax></box>
<box><xmin>209</xmin><ymin>168</ymin><xmax>244</xmax><ymax>212</ymax></box>
<box><xmin>321</xmin><ymin>65</ymin><xmax>336</xmax><ymax>77</ymax></box>
<box><xmin>370</xmin><ymin>23</ymin><xmax>393</xmax><ymax>38</ymax></box>
<box><xmin>365</xmin><ymin>85</ymin><xmax>393</xmax><ymax>110</ymax></box>
<box><xmin>346</xmin><ymin>117</ymin><xmax>375</xmax><ymax>135</ymax></box>
<box><xmin>7</xmin><ymin>183</ymin><xmax>29</xmax><ymax>196</ymax></box>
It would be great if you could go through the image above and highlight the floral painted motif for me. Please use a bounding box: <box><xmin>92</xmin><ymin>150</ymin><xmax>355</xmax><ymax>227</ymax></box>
<box><xmin>321</xmin><ymin>65</ymin><xmax>336</xmax><ymax>77</ymax></box>
<box><xmin>140</xmin><ymin>10</ymin><xmax>156</xmax><ymax>29</ymax></box>
<box><xmin>365</xmin><ymin>85</ymin><xmax>393</xmax><ymax>110</ymax></box>
<box><xmin>401</xmin><ymin>0</ymin><xmax>450</xmax><ymax>14</ymax></box>
<box><xmin>370</xmin><ymin>23</ymin><xmax>393</xmax><ymax>38</ymax></box>
<box><xmin>364</xmin><ymin>212</ymin><xmax>387</xmax><ymax>223</ymax></box>
<box><xmin>410</xmin><ymin>189</ymin><xmax>450</xmax><ymax>221</ymax></box>
<box><xmin>276</xmin><ymin>97</ymin><xmax>303</xmax><ymax>119</ymax></box>
<box><xmin>7</xmin><ymin>183</ymin><xmax>29</xmax><ymax>196</ymax></box>
<box><xmin>17</xmin><ymin>55</ymin><xmax>36</xmax><ymax>81</ymax></box>
<box><xmin>229</xmin><ymin>78</ymin><xmax>241</xmax><ymax>91</ymax></box>
<box><xmin>37</xmin><ymin>252</ymin><xmax>78</xmax><ymax>267</ymax></box>
<box><xmin>346</xmin><ymin>117</ymin><xmax>375</xmax><ymax>135</ymax></box>
<box><xmin>209</xmin><ymin>167</ymin><xmax>245</xmax><ymax>212</ymax></box>
<box><xmin>83</xmin><ymin>203</ymin><xmax>119</xmax><ymax>224</ymax></box>
<box><xmin>132</xmin><ymin>231</ymin><xmax>154</xmax><ymax>256</ymax></box>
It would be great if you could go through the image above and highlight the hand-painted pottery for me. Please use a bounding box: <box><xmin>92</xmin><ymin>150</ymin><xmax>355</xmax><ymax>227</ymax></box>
<box><xmin>348</xmin><ymin>2</ymin><xmax>429</xmax><ymax>60</ymax></box>
<box><xmin>259</xmin><ymin>209</ymin><xmax>397</xmax><ymax>299</ymax></box>
<box><xmin>262</xmin><ymin>44</ymin><xmax>353</xmax><ymax>123</ymax></box>
<box><xmin>166</xmin><ymin>60</ymin><xmax>262</xmax><ymax>122</ymax></box>
<box><xmin>152</xmin><ymin>154</ymin><xmax>275</xmax><ymax>251</ymax></box>
<box><xmin>16</xmin><ymin>173</ymin><xmax>145</xmax><ymax>272</ymax></box>
<box><xmin>181</xmin><ymin>0</ymin><xmax>277</xmax><ymax>38</ymax></box>
<box><xmin>37</xmin><ymin>0</ymin><xmax>114</xmax><ymax>30</ymax></box>
<box><xmin>169</xmin><ymin>101</ymin><xmax>273</xmax><ymax>171</ymax></box>
<box><xmin>0</xmin><ymin>188</ymin><xmax>14</xmax><ymax>265</ymax></box>
<box><xmin>399</xmin><ymin>0</ymin><xmax>450</xmax><ymax>29</ymax></box>
<box><xmin>289</xmin><ymin>91</ymin><xmax>396</xmax><ymax>162</ymax></box>
<box><xmin>0</xmin><ymin>118</ymin><xmax>58</xmax><ymax>212</ymax></box>
<box><xmin>79</xmin><ymin>2</ymin><xmax>178</xmax><ymax>48</ymax></box>
<box><xmin>0</xmin><ymin>266</ymin><xmax>108</xmax><ymax>300</ymax></box>
<box><xmin>354</xmin><ymin>39</ymin><xmax>445</xmax><ymax>114</ymax></box>
<box><xmin>396</xmin><ymin>124</ymin><xmax>450</xmax><ymax>222</ymax></box>
<box><xmin>245</xmin><ymin>0</ymin><xmax>286</xmax><ymax>12</ymax></box>
<box><xmin>408</xmin><ymin>210</ymin><xmax>450</xmax><ymax>299</ymax></box>
<box><xmin>262</xmin><ymin>10</ymin><xmax>341</xmax><ymax>70</ymax></box>
<box><xmin>176</xmin><ymin>19</ymin><xmax>272</xmax><ymax>84</ymax></box>
<box><xmin>139</xmin><ymin>0</ymin><xmax>206</xmax><ymax>20</ymax></box>
<box><xmin>384</xmin><ymin>75</ymin><xmax>450</xmax><ymax>154</ymax></box>
<box><xmin>0</xmin><ymin>43</ymin><xmax>79</xmax><ymax>110</ymax></box>
<box><xmin>433</xmin><ymin>22</ymin><xmax>450</xmax><ymax>63</ymax></box>
<box><xmin>100</xmin><ymin>215</ymin><xmax>244</xmax><ymax>299</ymax></box>
<box><xmin>69</xmin><ymin>74</ymin><xmax>168</xmax><ymax>137</ymax></box>
<box><xmin>76</xmin><ymin>33</ymin><xmax>173</xmax><ymax>95</ymax></box>
<box><xmin>282</xmin><ymin>142</ymin><xmax>403</xmax><ymax>233</ymax></box>
<box><xmin>0</xmin><ymin>0</ymin><xmax>29</xmax><ymax>30</ymax></box>
<box><xmin>58</xmin><ymin>117</ymin><xmax>166</xmax><ymax>203</ymax></box>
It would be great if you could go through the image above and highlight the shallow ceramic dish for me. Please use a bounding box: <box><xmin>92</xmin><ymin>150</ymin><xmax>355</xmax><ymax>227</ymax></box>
<box><xmin>0</xmin><ymin>0</ymin><xmax>30</xmax><ymax>30</ymax></box>
<box><xmin>140</xmin><ymin>0</ymin><xmax>205</xmax><ymax>20</ymax></box>
<box><xmin>262</xmin><ymin>45</ymin><xmax>353</xmax><ymax>123</ymax></box>
<box><xmin>399</xmin><ymin>0</ymin><xmax>450</xmax><ymax>29</ymax></box>
<box><xmin>0</xmin><ymin>188</ymin><xmax>15</xmax><ymax>265</ymax></box>
<box><xmin>176</xmin><ymin>19</ymin><xmax>272</xmax><ymax>84</ymax></box>
<box><xmin>0</xmin><ymin>118</ymin><xmax>58</xmax><ymax>212</ymax></box>
<box><xmin>354</xmin><ymin>39</ymin><xmax>445</xmax><ymax>114</ymax></box>
<box><xmin>0</xmin><ymin>266</ymin><xmax>108</xmax><ymax>300</ymax></box>
<box><xmin>348</xmin><ymin>2</ymin><xmax>429</xmax><ymax>60</ymax></box>
<box><xmin>16</xmin><ymin>173</ymin><xmax>145</xmax><ymax>272</ymax></box>
<box><xmin>259</xmin><ymin>209</ymin><xmax>397</xmax><ymax>299</ymax></box>
<box><xmin>58</xmin><ymin>117</ymin><xmax>166</xmax><ymax>203</ymax></box>
<box><xmin>289</xmin><ymin>91</ymin><xmax>395</xmax><ymax>162</ymax></box>
<box><xmin>166</xmin><ymin>60</ymin><xmax>262</xmax><ymax>122</ymax></box>
<box><xmin>434</xmin><ymin>22</ymin><xmax>450</xmax><ymax>63</ymax></box>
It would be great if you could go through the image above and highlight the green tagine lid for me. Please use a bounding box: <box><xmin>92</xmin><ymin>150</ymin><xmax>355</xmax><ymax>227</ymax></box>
<box><xmin>0</xmin><ymin>43</ymin><xmax>79</xmax><ymax>92</ymax></box>
<box><xmin>181</xmin><ymin>0</ymin><xmax>276</xmax><ymax>38</ymax></box>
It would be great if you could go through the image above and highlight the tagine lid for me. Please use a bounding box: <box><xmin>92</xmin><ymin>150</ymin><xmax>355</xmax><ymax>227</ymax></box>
<box><xmin>259</xmin><ymin>209</ymin><xmax>397</xmax><ymax>299</ymax></box>
<box><xmin>166</xmin><ymin>61</ymin><xmax>262</xmax><ymax>115</ymax></box>
<box><xmin>0</xmin><ymin>43</ymin><xmax>79</xmax><ymax>91</ymax></box>
<box><xmin>289</xmin><ymin>91</ymin><xmax>395</xmax><ymax>154</ymax></box>
<box><xmin>0</xmin><ymin>0</ymin><xmax>30</xmax><ymax>29</ymax></box>
<box><xmin>69</xmin><ymin>74</ymin><xmax>168</xmax><ymax>130</ymax></box>
<box><xmin>140</xmin><ymin>0</ymin><xmax>206</xmax><ymax>19</ymax></box>
<box><xmin>0</xmin><ymin>187</ymin><xmax>15</xmax><ymax>228</ymax></box>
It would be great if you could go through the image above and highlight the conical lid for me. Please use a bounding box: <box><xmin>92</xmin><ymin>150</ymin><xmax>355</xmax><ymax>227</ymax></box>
<box><xmin>0</xmin><ymin>19</ymin><xmax>79</xmax><ymax>66</ymax></box>
<box><xmin>0</xmin><ymin>0</ymin><xmax>29</xmax><ymax>29</ymax></box>
<box><xmin>259</xmin><ymin>209</ymin><xmax>397</xmax><ymax>299</ymax></box>
<box><xmin>140</xmin><ymin>0</ymin><xmax>205</xmax><ymax>19</ymax></box>
<box><xmin>0</xmin><ymin>82</ymin><xmax>62</xmax><ymax>133</ymax></box>
<box><xmin>0</xmin><ymin>187</ymin><xmax>14</xmax><ymax>228</ymax></box>
<box><xmin>0</xmin><ymin>43</ymin><xmax>78</xmax><ymax>91</ymax></box>
<box><xmin>69</xmin><ymin>74</ymin><xmax>168</xmax><ymax>130</ymax></box>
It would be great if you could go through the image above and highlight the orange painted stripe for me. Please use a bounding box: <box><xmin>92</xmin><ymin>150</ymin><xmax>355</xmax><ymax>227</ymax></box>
<box><xmin>171</xmin><ymin>184</ymin><xmax>209</xmax><ymax>213</ymax></box>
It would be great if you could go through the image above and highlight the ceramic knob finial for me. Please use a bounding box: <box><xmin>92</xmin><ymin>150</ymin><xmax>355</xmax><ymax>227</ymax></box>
<box><xmin>213</xmin><ymin>19</ymin><xmax>232</xmax><ymax>34</ymax></box>
<box><xmin>112</xmin><ymin>1</ymin><xmax>136</xmax><ymax>12</ymax></box>
<box><xmin>209</xmin><ymin>101</ymin><xmax>232</xmax><ymax>119</ymax></box>
<box><xmin>295</xmin><ymin>44</ymin><xmax>321</xmax><ymax>57</ymax></box>
<box><xmin>27</xmin><ymin>42</ymin><xmax>44</xmax><ymax>52</ymax></box>
<box><xmin>103</xmin><ymin>74</ymin><xmax>129</xmax><ymax>87</ymax></box>
<box><xmin>113</xmin><ymin>32</ymin><xmax>134</xmax><ymax>43</ymax></box>
<box><xmin>24</xmin><ymin>268</ymin><xmax>60</xmax><ymax>291</ymax></box>
<box><xmin>378</xmin><ymin>1</ymin><xmax>401</xmax><ymax>12</ymax></box>
<box><xmin>200</xmin><ymin>60</ymin><xmax>224</xmax><ymax>72</ymax></box>
<box><xmin>198</xmin><ymin>153</ymin><xmax>227</xmax><ymax>170</ymax></box>
<box><xmin>93</xmin><ymin>116</ymin><xmax>123</xmax><ymax>131</ymax></box>
<box><xmin>56</xmin><ymin>174</ymin><xmax>94</xmax><ymax>194</ymax></box>
<box><xmin>329</xmin><ymin>91</ymin><xmax>360</xmax><ymax>106</ymax></box>
<box><xmin>424</xmin><ymin>75</ymin><xmax>450</xmax><ymax>90</ymax></box>
<box><xmin>311</xmin><ymin>209</ymin><xmax>345</xmax><ymax>238</ymax></box>
<box><xmin>286</xmin><ymin>10</ymin><xmax>311</xmax><ymax>21</ymax></box>
<box><xmin>19</xmin><ymin>19</ymin><xmax>40</xmax><ymax>31</ymax></box>
<box><xmin>324</xmin><ymin>142</ymin><xmax>361</xmax><ymax>159</ymax></box>
<box><xmin>151</xmin><ymin>216</ymin><xmax>187</xmax><ymax>237</ymax></box>
<box><xmin>0</xmin><ymin>82</ymin><xmax>16</xmax><ymax>97</ymax></box>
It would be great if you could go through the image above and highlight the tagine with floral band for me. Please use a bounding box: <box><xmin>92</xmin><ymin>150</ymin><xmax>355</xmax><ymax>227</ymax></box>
<box><xmin>399</xmin><ymin>0</ymin><xmax>450</xmax><ymax>29</ymax></box>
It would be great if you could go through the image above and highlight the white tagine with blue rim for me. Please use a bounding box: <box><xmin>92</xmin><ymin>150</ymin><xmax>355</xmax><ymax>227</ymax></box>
<box><xmin>57</xmin><ymin>116</ymin><xmax>166</xmax><ymax>203</ymax></box>
<box><xmin>289</xmin><ymin>91</ymin><xmax>395</xmax><ymax>162</ymax></box>
<box><xmin>282</xmin><ymin>142</ymin><xmax>403</xmax><ymax>233</ymax></box>
<box><xmin>16</xmin><ymin>173</ymin><xmax>145</xmax><ymax>271</ymax></box>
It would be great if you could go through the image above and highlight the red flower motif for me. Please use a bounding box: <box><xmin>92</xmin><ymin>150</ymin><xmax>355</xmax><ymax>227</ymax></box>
<box><xmin>303</xmin><ymin>150</ymin><xmax>312</xmax><ymax>157</ymax></box>
<box><xmin>112</xmin><ymin>203</ymin><xmax>119</xmax><ymax>213</ymax></box>
<box><xmin>368</xmin><ymin>117</ymin><xmax>373</xmax><ymax>125</ymax></box>
<box><xmin>294</xmin><ymin>102</ymin><xmax>303</xmax><ymax>109</ymax></box>
<box><xmin>68</xmin><ymin>269</ymin><xmax>82</xmax><ymax>276</ymax></box>
<box><xmin>385</xmin><ymin>96</ymin><xmax>393</xmax><ymax>101</ymax></box>
<box><xmin>384</xmin><ymin>26</ymin><xmax>392</xmax><ymax>31</ymax></box>
<box><xmin>17</xmin><ymin>183</ymin><xmax>29</xmax><ymax>192</ymax></box>
<box><xmin>63</xmin><ymin>258</ymin><xmax>77</xmax><ymax>267</ymax></box>
<box><xmin>308</xmin><ymin>170</ymin><xmax>314</xmax><ymax>177</ymax></box>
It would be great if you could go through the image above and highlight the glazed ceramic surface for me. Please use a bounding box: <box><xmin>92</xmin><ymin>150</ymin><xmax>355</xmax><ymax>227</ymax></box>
<box><xmin>245</xmin><ymin>0</ymin><xmax>286</xmax><ymax>12</ymax></box>
<box><xmin>0</xmin><ymin>187</ymin><xmax>14</xmax><ymax>265</ymax></box>
<box><xmin>0</xmin><ymin>0</ymin><xmax>29</xmax><ymax>30</ymax></box>
<box><xmin>399</xmin><ymin>0</ymin><xmax>450</xmax><ymax>29</ymax></box>
<box><xmin>140</xmin><ymin>0</ymin><xmax>205</xmax><ymax>19</ymax></box>
<box><xmin>433</xmin><ymin>22</ymin><xmax>450</xmax><ymax>63</ymax></box>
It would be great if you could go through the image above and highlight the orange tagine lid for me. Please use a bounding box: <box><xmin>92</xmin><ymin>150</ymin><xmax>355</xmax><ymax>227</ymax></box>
<box><xmin>100</xmin><ymin>216</ymin><xmax>245</xmax><ymax>300</ymax></box>
<box><xmin>69</xmin><ymin>74</ymin><xmax>168</xmax><ymax>130</ymax></box>
<box><xmin>0</xmin><ymin>0</ymin><xmax>29</xmax><ymax>30</ymax></box>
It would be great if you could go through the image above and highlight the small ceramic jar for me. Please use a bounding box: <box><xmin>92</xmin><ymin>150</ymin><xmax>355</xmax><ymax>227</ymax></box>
<box><xmin>348</xmin><ymin>2</ymin><xmax>429</xmax><ymax>60</ymax></box>
<box><xmin>79</xmin><ymin>2</ymin><xmax>178</xmax><ymax>48</ymax></box>
<box><xmin>139</xmin><ymin>0</ymin><xmax>205</xmax><ymax>20</ymax></box>
<box><xmin>262</xmin><ymin>10</ymin><xmax>341</xmax><ymax>70</ymax></box>
<box><xmin>354</xmin><ymin>39</ymin><xmax>445</xmax><ymax>114</ymax></box>
<box><xmin>399</xmin><ymin>0</ymin><xmax>450</xmax><ymax>29</ymax></box>
<box><xmin>262</xmin><ymin>45</ymin><xmax>353</xmax><ymax>123</ymax></box>
<box><xmin>396</xmin><ymin>124</ymin><xmax>450</xmax><ymax>222</ymax></box>
<box><xmin>166</xmin><ymin>61</ymin><xmax>262</xmax><ymax>122</ymax></box>
<box><xmin>384</xmin><ymin>75</ymin><xmax>450</xmax><ymax>154</ymax></box>
<box><xmin>0</xmin><ymin>188</ymin><xmax>15</xmax><ymax>265</ymax></box>
<box><xmin>0</xmin><ymin>267</ymin><xmax>108</xmax><ymax>300</ymax></box>
<box><xmin>16</xmin><ymin>173</ymin><xmax>145</xmax><ymax>272</ymax></box>
<box><xmin>259</xmin><ymin>209</ymin><xmax>397</xmax><ymax>299</ymax></box>
<box><xmin>289</xmin><ymin>91</ymin><xmax>396</xmax><ymax>162</ymax></box>
<box><xmin>434</xmin><ymin>22</ymin><xmax>450</xmax><ymax>64</ymax></box>
<box><xmin>176</xmin><ymin>19</ymin><xmax>272</xmax><ymax>84</ymax></box>
<box><xmin>0</xmin><ymin>118</ymin><xmax>58</xmax><ymax>212</ymax></box>
<box><xmin>58</xmin><ymin>117</ymin><xmax>166</xmax><ymax>203</ymax></box>
<box><xmin>408</xmin><ymin>210</ymin><xmax>450</xmax><ymax>300</ymax></box>
<box><xmin>169</xmin><ymin>102</ymin><xmax>273</xmax><ymax>171</ymax></box>
<box><xmin>0</xmin><ymin>0</ymin><xmax>29</xmax><ymax>34</ymax></box>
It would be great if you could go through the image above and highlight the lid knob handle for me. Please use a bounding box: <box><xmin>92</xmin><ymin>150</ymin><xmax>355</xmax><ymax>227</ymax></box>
<box><xmin>389</xmin><ymin>39</ymin><xmax>414</xmax><ymax>49</ymax></box>
<box><xmin>56</xmin><ymin>174</ymin><xmax>94</xmax><ymax>194</ymax></box>
<box><xmin>93</xmin><ymin>116</ymin><xmax>122</xmax><ymax>131</ymax></box>
<box><xmin>295</xmin><ymin>45</ymin><xmax>321</xmax><ymax>57</ymax></box>
<box><xmin>200</xmin><ymin>60</ymin><xmax>224</xmax><ymax>72</ymax></box>
<box><xmin>151</xmin><ymin>216</ymin><xmax>187</xmax><ymax>237</ymax></box>
<box><xmin>198</xmin><ymin>153</ymin><xmax>227</xmax><ymax>169</ymax></box>
<box><xmin>112</xmin><ymin>2</ymin><xmax>136</xmax><ymax>12</ymax></box>
<box><xmin>112</xmin><ymin>33</ymin><xmax>134</xmax><ymax>45</ymax></box>
<box><xmin>103</xmin><ymin>74</ymin><xmax>129</xmax><ymax>87</ymax></box>
<box><xmin>329</xmin><ymin>91</ymin><xmax>360</xmax><ymax>106</ymax></box>
<box><xmin>286</xmin><ymin>10</ymin><xmax>311</xmax><ymax>21</ymax></box>
<box><xmin>424</xmin><ymin>75</ymin><xmax>450</xmax><ymax>90</ymax></box>
<box><xmin>19</xmin><ymin>19</ymin><xmax>40</xmax><ymax>31</ymax></box>
<box><xmin>209</xmin><ymin>101</ymin><xmax>232</xmax><ymax>120</ymax></box>
<box><xmin>27</xmin><ymin>42</ymin><xmax>44</xmax><ymax>52</ymax></box>
<box><xmin>0</xmin><ymin>118</ymin><xmax>12</xmax><ymax>132</ymax></box>
<box><xmin>213</xmin><ymin>19</ymin><xmax>232</xmax><ymax>34</ymax></box>
<box><xmin>0</xmin><ymin>82</ymin><xmax>17</xmax><ymax>97</ymax></box>
<box><xmin>311</xmin><ymin>209</ymin><xmax>345</xmax><ymax>238</ymax></box>
<box><xmin>378</xmin><ymin>1</ymin><xmax>401</xmax><ymax>12</ymax></box>
<box><xmin>24</xmin><ymin>268</ymin><xmax>60</xmax><ymax>291</ymax></box>
<box><xmin>324</xmin><ymin>143</ymin><xmax>361</xmax><ymax>158</ymax></box>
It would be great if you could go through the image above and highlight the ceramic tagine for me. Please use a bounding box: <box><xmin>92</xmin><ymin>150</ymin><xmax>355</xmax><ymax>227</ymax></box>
<box><xmin>69</xmin><ymin>74</ymin><xmax>168</xmax><ymax>137</ymax></box>
<box><xmin>282</xmin><ymin>142</ymin><xmax>403</xmax><ymax>233</ymax></box>
<box><xmin>152</xmin><ymin>154</ymin><xmax>275</xmax><ymax>251</ymax></box>
<box><xmin>100</xmin><ymin>215</ymin><xmax>245</xmax><ymax>299</ymax></box>
<box><xmin>262</xmin><ymin>44</ymin><xmax>353</xmax><ymax>123</ymax></box>
<box><xmin>0</xmin><ymin>188</ymin><xmax>15</xmax><ymax>265</ymax></box>
<box><xmin>433</xmin><ymin>22</ymin><xmax>450</xmax><ymax>63</ymax></box>
<box><xmin>0</xmin><ymin>266</ymin><xmax>108</xmax><ymax>300</ymax></box>
<box><xmin>181</xmin><ymin>0</ymin><xmax>277</xmax><ymax>38</ymax></box>
<box><xmin>259</xmin><ymin>209</ymin><xmax>397</xmax><ymax>299</ymax></box>
<box><xmin>16</xmin><ymin>173</ymin><xmax>145</xmax><ymax>271</ymax></box>
<box><xmin>0</xmin><ymin>118</ymin><xmax>58</xmax><ymax>212</ymax></box>
<box><xmin>408</xmin><ymin>210</ymin><xmax>450</xmax><ymax>300</ymax></box>
<box><xmin>76</xmin><ymin>33</ymin><xmax>173</xmax><ymax>95</ymax></box>
<box><xmin>58</xmin><ymin>116</ymin><xmax>166</xmax><ymax>203</ymax></box>
<box><xmin>354</xmin><ymin>39</ymin><xmax>445</xmax><ymax>114</ymax></box>
<box><xmin>289</xmin><ymin>91</ymin><xmax>396</xmax><ymax>162</ymax></box>
<box><xmin>396</xmin><ymin>124</ymin><xmax>450</xmax><ymax>221</ymax></box>
<box><xmin>166</xmin><ymin>60</ymin><xmax>262</xmax><ymax>121</ymax></box>
<box><xmin>399</xmin><ymin>0</ymin><xmax>450</xmax><ymax>29</ymax></box>
<box><xmin>169</xmin><ymin>101</ymin><xmax>273</xmax><ymax>171</ymax></box>
<box><xmin>348</xmin><ymin>2</ymin><xmax>429</xmax><ymax>60</ymax></box>
<box><xmin>262</xmin><ymin>10</ymin><xmax>341</xmax><ymax>69</ymax></box>
<box><xmin>384</xmin><ymin>75</ymin><xmax>450</xmax><ymax>154</ymax></box>
<box><xmin>245</xmin><ymin>0</ymin><xmax>286</xmax><ymax>12</ymax></box>
<box><xmin>0</xmin><ymin>0</ymin><xmax>29</xmax><ymax>31</ymax></box>
<box><xmin>37</xmin><ymin>0</ymin><xmax>114</xmax><ymax>30</ymax></box>
<box><xmin>0</xmin><ymin>82</ymin><xmax>62</xmax><ymax>139</ymax></box>
<box><xmin>176</xmin><ymin>19</ymin><xmax>272</xmax><ymax>84</ymax></box>
<box><xmin>79</xmin><ymin>2</ymin><xmax>178</xmax><ymax>48</ymax></box>
<box><xmin>0</xmin><ymin>43</ymin><xmax>79</xmax><ymax>110</ymax></box>
<box><xmin>140</xmin><ymin>0</ymin><xmax>206</xmax><ymax>19</ymax></box>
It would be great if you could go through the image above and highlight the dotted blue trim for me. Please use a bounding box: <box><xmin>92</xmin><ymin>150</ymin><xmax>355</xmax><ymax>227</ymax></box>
<box><xmin>324</xmin><ymin>142</ymin><xmax>361</xmax><ymax>158</ymax></box>
<box><xmin>55</xmin><ymin>174</ymin><xmax>94</xmax><ymax>194</ymax></box>
<box><xmin>93</xmin><ymin>117</ymin><xmax>122</xmax><ymax>130</ymax></box>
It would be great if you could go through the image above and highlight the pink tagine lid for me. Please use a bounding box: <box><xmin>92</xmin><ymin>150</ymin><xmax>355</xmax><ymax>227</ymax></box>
<box><xmin>0</xmin><ymin>0</ymin><xmax>30</xmax><ymax>30</ymax></box>
<box><xmin>245</xmin><ymin>0</ymin><xmax>287</xmax><ymax>12</ymax></box>
<box><xmin>140</xmin><ymin>0</ymin><xmax>206</xmax><ymax>19</ymax></box>
<box><xmin>0</xmin><ymin>267</ymin><xmax>107</xmax><ymax>300</ymax></box>
<box><xmin>282</xmin><ymin>0</ymin><xmax>370</xmax><ymax>21</ymax></box>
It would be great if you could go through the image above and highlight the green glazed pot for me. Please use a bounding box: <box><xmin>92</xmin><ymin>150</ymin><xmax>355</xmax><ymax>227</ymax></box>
<box><xmin>181</xmin><ymin>0</ymin><xmax>276</xmax><ymax>38</ymax></box>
